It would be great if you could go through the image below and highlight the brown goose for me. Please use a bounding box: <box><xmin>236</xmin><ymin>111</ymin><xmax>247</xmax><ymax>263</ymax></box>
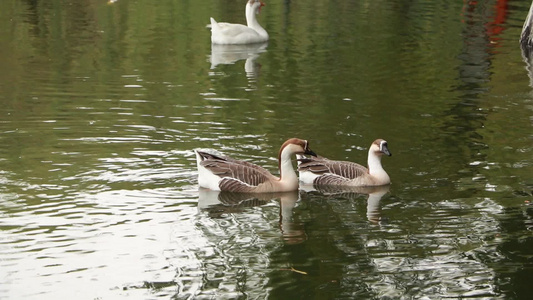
<box><xmin>297</xmin><ymin>139</ymin><xmax>391</xmax><ymax>187</ymax></box>
<box><xmin>195</xmin><ymin>138</ymin><xmax>316</xmax><ymax>193</ymax></box>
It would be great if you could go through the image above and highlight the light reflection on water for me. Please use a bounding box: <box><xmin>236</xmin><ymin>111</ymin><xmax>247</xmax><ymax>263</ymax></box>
<box><xmin>1</xmin><ymin>187</ymin><xmax>194</xmax><ymax>299</ymax></box>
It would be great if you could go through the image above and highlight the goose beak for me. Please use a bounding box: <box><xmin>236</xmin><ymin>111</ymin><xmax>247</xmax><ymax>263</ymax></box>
<box><xmin>304</xmin><ymin>148</ymin><xmax>317</xmax><ymax>157</ymax></box>
<box><xmin>382</xmin><ymin>145</ymin><xmax>392</xmax><ymax>156</ymax></box>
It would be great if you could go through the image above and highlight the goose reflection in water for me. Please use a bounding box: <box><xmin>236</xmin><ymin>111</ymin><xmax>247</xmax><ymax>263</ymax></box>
<box><xmin>209</xmin><ymin>42</ymin><xmax>268</xmax><ymax>79</ymax></box>
<box><xmin>197</xmin><ymin>189</ymin><xmax>306</xmax><ymax>244</ymax></box>
<box><xmin>197</xmin><ymin>188</ymin><xmax>271</xmax><ymax>217</ymax></box>
<box><xmin>277</xmin><ymin>191</ymin><xmax>307</xmax><ymax>245</ymax></box>
<box><xmin>300</xmin><ymin>184</ymin><xmax>390</xmax><ymax>224</ymax></box>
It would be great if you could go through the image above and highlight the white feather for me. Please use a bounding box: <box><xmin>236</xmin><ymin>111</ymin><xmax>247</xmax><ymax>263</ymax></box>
<box><xmin>195</xmin><ymin>150</ymin><xmax>222</xmax><ymax>191</ymax></box>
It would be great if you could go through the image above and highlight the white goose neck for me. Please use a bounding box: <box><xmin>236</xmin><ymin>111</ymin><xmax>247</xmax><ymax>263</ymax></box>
<box><xmin>366</xmin><ymin>148</ymin><xmax>391</xmax><ymax>185</ymax></box>
<box><xmin>367</xmin><ymin>151</ymin><xmax>386</xmax><ymax>175</ymax></box>
<box><xmin>245</xmin><ymin>3</ymin><xmax>258</xmax><ymax>27</ymax></box>
<box><xmin>279</xmin><ymin>146</ymin><xmax>298</xmax><ymax>183</ymax></box>
<box><xmin>245</xmin><ymin>2</ymin><xmax>267</xmax><ymax>36</ymax></box>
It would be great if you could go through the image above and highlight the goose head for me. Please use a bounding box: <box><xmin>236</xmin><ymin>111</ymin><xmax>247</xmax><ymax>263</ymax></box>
<box><xmin>247</xmin><ymin>0</ymin><xmax>265</xmax><ymax>15</ymax></box>
<box><xmin>279</xmin><ymin>138</ymin><xmax>317</xmax><ymax>160</ymax></box>
<box><xmin>367</xmin><ymin>139</ymin><xmax>391</xmax><ymax>184</ymax></box>
<box><xmin>246</xmin><ymin>1</ymin><xmax>265</xmax><ymax>27</ymax></box>
<box><xmin>277</xmin><ymin>138</ymin><xmax>316</xmax><ymax>183</ymax></box>
<box><xmin>370</xmin><ymin>139</ymin><xmax>392</xmax><ymax>157</ymax></box>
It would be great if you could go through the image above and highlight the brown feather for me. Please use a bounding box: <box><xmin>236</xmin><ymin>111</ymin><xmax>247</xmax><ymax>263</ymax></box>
<box><xmin>298</xmin><ymin>156</ymin><xmax>368</xmax><ymax>179</ymax></box>
<box><xmin>197</xmin><ymin>150</ymin><xmax>278</xmax><ymax>189</ymax></box>
<box><xmin>313</xmin><ymin>174</ymin><xmax>352</xmax><ymax>186</ymax></box>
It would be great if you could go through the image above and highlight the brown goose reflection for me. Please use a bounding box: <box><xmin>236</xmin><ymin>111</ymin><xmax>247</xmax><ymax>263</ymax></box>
<box><xmin>300</xmin><ymin>184</ymin><xmax>390</xmax><ymax>223</ymax></box>
<box><xmin>197</xmin><ymin>189</ymin><xmax>306</xmax><ymax>244</ymax></box>
<box><xmin>277</xmin><ymin>191</ymin><xmax>307</xmax><ymax>245</ymax></box>
<box><xmin>198</xmin><ymin>187</ymin><xmax>272</xmax><ymax>217</ymax></box>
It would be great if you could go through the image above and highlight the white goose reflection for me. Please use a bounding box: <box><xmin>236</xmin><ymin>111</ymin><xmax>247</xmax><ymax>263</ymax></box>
<box><xmin>277</xmin><ymin>191</ymin><xmax>306</xmax><ymax>245</ymax></box>
<box><xmin>198</xmin><ymin>189</ymin><xmax>305</xmax><ymax>244</ymax></box>
<box><xmin>198</xmin><ymin>188</ymin><xmax>272</xmax><ymax>216</ymax></box>
<box><xmin>209</xmin><ymin>42</ymin><xmax>268</xmax><ymax>79</ymax></box>
<box><xmin>520</xmin><ymin>50</ymin><xmax>533</xmax><ymax>87</ymax></box>
<box><xmin>300</xmin><ymin>184</ymin><xmax>390</xmax><ymax>223</ymax></box>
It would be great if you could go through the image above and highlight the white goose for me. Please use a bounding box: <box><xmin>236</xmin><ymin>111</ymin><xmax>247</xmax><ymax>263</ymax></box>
<box><xmin>195</xmin><ymin>138</ymin><xmax>316</xmax><ymax>193</ymax></box>
<box><xmin>210</xmin><ymin>0</ymin><xmax>269</xmax><ymax>45</ymax></box>
<box><xmin>297</xmin><ymin>139</ymin><xmax>392</xmax><ymax>187</ymax></box>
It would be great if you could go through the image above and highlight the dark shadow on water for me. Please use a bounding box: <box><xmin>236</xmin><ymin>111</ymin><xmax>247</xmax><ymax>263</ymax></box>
<box><xmin>491</xmin><ymin>205</ymin><xmax>533</xmax><ymax>299</ymax></box>
<box><xmin>267</xmin><ymin>185</ymin><xmax>391</xmax><ymax>299</ymax></box>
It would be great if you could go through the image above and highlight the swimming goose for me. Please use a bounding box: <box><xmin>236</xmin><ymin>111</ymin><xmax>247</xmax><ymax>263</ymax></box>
<box><xmin>210</xmin><ymin>0</ymin><xmax>269</xmax><ymax>45</ymax></box>
<box><xmin>195</xmin><ymin>138</ymin><xmax>316</xmax><ymax>193</ymax></box>
<box><xmin>520</xmin><ymin>1</ymin><xmax>533</xmax><ymax>51</ymax></box>
<box><xmin>297</xmin><ymin>139</ymin><xmax>392</xmax><ymax>187</ymax></box>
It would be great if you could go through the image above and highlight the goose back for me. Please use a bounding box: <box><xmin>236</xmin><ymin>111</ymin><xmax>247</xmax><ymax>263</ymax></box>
<box><xmin>196</xmin><ymin>150</ymin><xmax>278</xmax><ymax>192</ymax></box>
<box><xmin>297</xmin><ymin>139</ymin><xmax>391</xmax><ymax>187</ymax></box>
<box><xmin>298</xmin><ymin>157</ymin><xmax>368</xmax><ymax>179</ymax></box>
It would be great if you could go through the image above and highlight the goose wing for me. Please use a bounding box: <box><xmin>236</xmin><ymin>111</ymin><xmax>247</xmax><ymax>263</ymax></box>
<box><xmin>213</xmin><ymin>22</ymin><xmax>260</xmax><ymax>40</ymax></box>
<box><xmin>312</xmin><ymin>173</ymin><xmax>353</xmax><ymax>186</ymax></box>
<box><xmin>298</xmin><ymin>156</ymin><xmax>368</xmax><ymax>179</ymax></box>
<box><xmin>197</xmin><ymin>150</ymin><xmax>278</xmax><ymax>191</ymax></box>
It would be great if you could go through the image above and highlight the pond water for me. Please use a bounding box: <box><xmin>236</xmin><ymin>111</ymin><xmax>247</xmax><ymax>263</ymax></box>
<box><xmin>0</xmin><ymin>0</ymin><xmax>532</xmax><ymax>299</ymax></box>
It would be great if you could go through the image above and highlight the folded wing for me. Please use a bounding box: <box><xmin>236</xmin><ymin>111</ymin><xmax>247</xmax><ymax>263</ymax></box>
<box><xmin>299</xmin><ymin>157</ymin><xmax>368</xmax><ymax>178</ymax></box>
<box><xmin>197</xmin><ymin>150</ymin><xmax>278</xmax><ymax>192</ymax></box>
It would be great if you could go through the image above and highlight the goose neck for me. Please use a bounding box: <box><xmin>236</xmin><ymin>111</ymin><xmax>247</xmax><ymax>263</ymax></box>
<box><xmin>367</xmin><ymin>151</ymin><xmax>390</xmax><ymax>185</ymax></box>
<box><xmin>278</xmin><ymin>147</ymin><xmax>298</xmax><ymax>183</ymax></box>
<box><xmin>367</xmin><ymin>151</ymin><xmax>385</xmax><ymax>175</ymax></box>
<box><xmin>245</xmin><ymin>3</ymin><xmax>266</xmax><ymax>34</ymax></box>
